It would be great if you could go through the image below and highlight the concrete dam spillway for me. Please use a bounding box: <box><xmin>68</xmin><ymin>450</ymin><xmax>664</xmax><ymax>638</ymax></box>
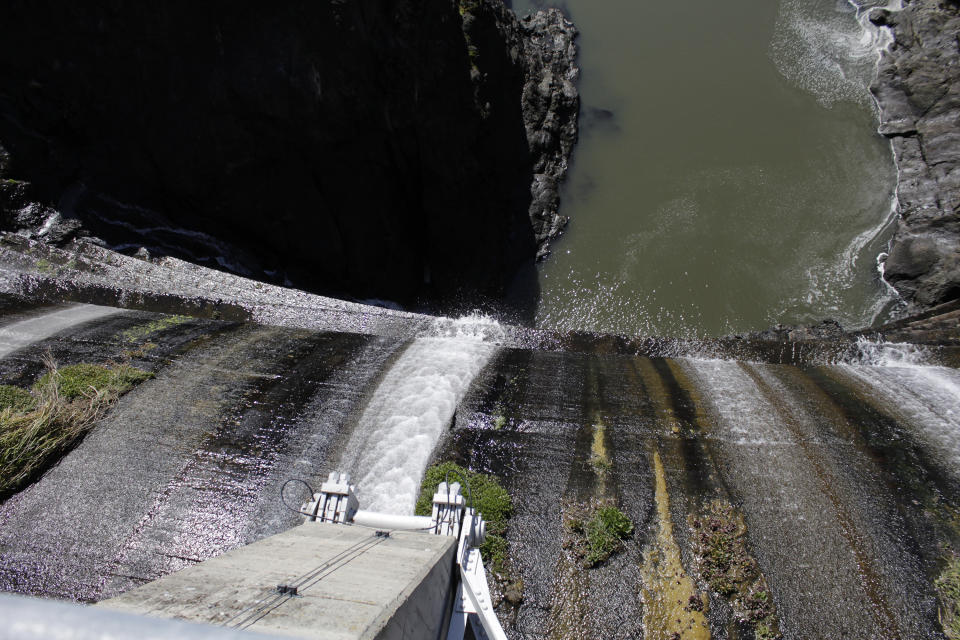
<box><xmin>0</xmin><ymin>287</ymin><xmax>959</xmax><ymax>638</ymax></box>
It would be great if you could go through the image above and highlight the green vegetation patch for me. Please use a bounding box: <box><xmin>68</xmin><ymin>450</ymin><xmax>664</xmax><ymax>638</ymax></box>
<box><xmin>563</xmin><ymin>499</ymin><xmax>633</xmax><ymax>567</ymax></box>
<box><xmin>120</xmin><ymin>314</ymin><xmax>191</xmax><ymax>344</ymax></box>
<box><xmin>690</xmin><ymin>499</ymin><xmax>781</xmax><ymax>639</ymax></box>
<box><xmin>415</xmin><ymin>461</ymin><xmax>512</xmax><ymax>572</ymax></box>
<box><xmin>36</xmin><ymin>363</ymin><xmax>152</xmax><ymax>400</ymax></box>
<box><xmin>1</xmin><ymin>361</ymin><xmax>153</xmax><ymax>500</ymax></box>
<box><xmin>937</xmin><ymin>555</ymin><xmax>960</xmax><ymax>639</ymax></box>
<box><xmin>0</xmin><ymin>385</ymin><xmax>36</xmax><ymax>412</ymax></box>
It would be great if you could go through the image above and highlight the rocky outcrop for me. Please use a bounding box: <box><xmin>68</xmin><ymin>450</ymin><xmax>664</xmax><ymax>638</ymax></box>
<box><xmin>519</xmin><ymin>10</ymin><xmax>579</xmax><ymax>259</ymax></box>
<box><xmin>870</xmin><ymin>0</ymin><xmax>960</xmax><ymax>310</ymax></box>
<box><xmin>0</xmin><ymin>0</ymin><xmax>577</xmax><ymax>307</ymax></box>
<box><xmin>0</xmin><ymin>143</ymin><xmax>85</xmax><ymax>246</ymax></box>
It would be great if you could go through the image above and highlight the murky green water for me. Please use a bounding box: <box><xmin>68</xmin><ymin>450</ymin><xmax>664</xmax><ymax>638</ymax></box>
<box><xmin>517</xmin><ymin>0</ymin><xmax>899</xmax><ymax>337</ymax></box>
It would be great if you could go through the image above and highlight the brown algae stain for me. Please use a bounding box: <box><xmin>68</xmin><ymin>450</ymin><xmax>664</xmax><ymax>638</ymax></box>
<box><xmin>548</xmin><ymin>549</ymin><xmax>591</xmax><ymax>640</ymax></box>
<box><xmin>588</xmin><ymin>418</ymin><xmax>612</xmax><ymax>482</ymax></box>
<box><xmin>640</xmin><ymin>450</ymin><xmax>711</xmax><ymax>640</ymax></box>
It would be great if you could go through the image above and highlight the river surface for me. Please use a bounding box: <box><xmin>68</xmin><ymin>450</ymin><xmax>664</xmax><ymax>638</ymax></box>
<box><xmin>515</xmin><ymin>0</ymin><xmax>901</xmax><ymax>337</ymax></box>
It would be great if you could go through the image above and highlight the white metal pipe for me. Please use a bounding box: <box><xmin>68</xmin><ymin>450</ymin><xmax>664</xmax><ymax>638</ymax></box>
<box><xmin>352</xmin><ymin>510</ymin><xmax>433</xmax><ymax>531</ymax></box>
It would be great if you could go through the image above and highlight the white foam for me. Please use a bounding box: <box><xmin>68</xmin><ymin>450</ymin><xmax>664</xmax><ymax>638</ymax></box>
<box><xmin>338</xmin><ymin>315</ymin><xmax>499</xmax><ymax>515</ymax></box>
<box><xmin>770</xmin><ymin>0</ymin><xmax>900</xmax><ymax>108</ymax></box>
<box><xmin>847</xmin><ymin>337</ymin><xmax>933</xmax><ymax>367</ymax></box>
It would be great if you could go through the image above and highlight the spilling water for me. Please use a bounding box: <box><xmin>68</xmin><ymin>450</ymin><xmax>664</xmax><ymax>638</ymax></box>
<box><xmin>337</xmin><ymin>315</ymin><xmax>503</xmax><ymax>514</ymax></box>
<box><xmin>834</xmin><ymin>340</ymin><xmax>960</xmax><ymax>470</ymax></box>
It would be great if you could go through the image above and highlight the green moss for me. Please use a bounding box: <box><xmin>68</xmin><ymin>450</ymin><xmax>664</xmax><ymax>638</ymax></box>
<box><xmin>34</xmin><ymin>258</ymin><xmax>53</xmax><ymax>273</ymax></box>
<box><xmin>0</xmin><ymin>385</ymin><xmax>36</xmax><ymax>412</ymax></box>
<box><xmin>937</xmin><ymin>555</ymin><xmax>960</xmax><ymax>639</ymax></box>
<box><xmin>484</xmin><ymin>533</ymin><xmax>509</xmax><ymax>574</ymax></box>
<box><xmin>415</xmin><ymin>461</ymin><xmax>512</xmax><ymax>569</ymax></box>
<box><xmin>35</xmin><ymin>363</ymin><xmax>152</xmax><ymax>400</ymax></box>
<box><xmin>584</xmin><ymin>505</ymin><xmax>633</xmax><ymax>565</ymax></box>
<box><xmin>120</xmin><ymin>314</ymin><xmax>191</xmax><ymax>343</ymax></box>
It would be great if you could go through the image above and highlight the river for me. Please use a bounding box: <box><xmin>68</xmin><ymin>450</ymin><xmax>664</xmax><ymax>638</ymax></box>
<box><xmin>514</xmin><ymin>0</ymin><xmax>901</xmax><ymax>337</ymax></box>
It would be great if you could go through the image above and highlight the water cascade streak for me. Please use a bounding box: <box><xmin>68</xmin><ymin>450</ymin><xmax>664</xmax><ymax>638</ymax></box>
<box><xmin>677</xmin><ymin>358</ymin><xmax>891</xmax><ymax>639</ymax></box>
<box><xmin>338</xmin><ymin>316</ymin><xmax>501</xmax><ymax>515</ymax></box>
<box><xmin>738</xmin><ymin>363</ymin><xmax>902</xmax><ymax>637</ymax></box>
<box><xmin>751</xmin><ymin>363</ymin><xmax>941</xmax><ymax>636</ymax></box>
<box><xmin>833</xmin><ymin>350</ymin><xmax>960</xmax><ymax>470</ymax></box>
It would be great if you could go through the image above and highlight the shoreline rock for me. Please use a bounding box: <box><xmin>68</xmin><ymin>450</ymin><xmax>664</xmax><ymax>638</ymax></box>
<box><xmin>519</xmin><ymin>10</ymin><xmax>579</xmax><ymax>260</ymax></box>
<box><xmin>870</xmin><ymin>0</ymin><xmax>960</xmax><ymax>311</ymax></box>
<box><xmin>452</xmin><ymin>1</ymin><xmax>579</xmax><ymax>262</ymax></box>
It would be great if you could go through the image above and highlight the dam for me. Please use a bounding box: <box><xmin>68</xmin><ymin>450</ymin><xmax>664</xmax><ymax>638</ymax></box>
<box><xmin>1</xmin><ymin>238</ymin><xmax>959</xmax><ymax>639</ymax></box>
<box><xmin>0</xmin><ymin>0</ymin><xmax>958</xmax><ymax>634</ymax></box>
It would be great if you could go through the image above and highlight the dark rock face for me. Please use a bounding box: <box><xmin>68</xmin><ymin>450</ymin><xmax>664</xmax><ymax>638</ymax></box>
<box><xmin>0</xmin><ymin>144</ymin><xmax>85</xmax><ymax>246</ymax></box>
<box><xmin>519</xmin><ymin>10</ymin><xmax>579</xmax><ymax>259</ymax></box>
<box><xmin>871</xmin><ymin>0</ymin><xmax>960</xmax><ymax>310</ymax></box>
<box><xmin>0</xmin><ymin>0</ymin><xmax>577</xmax><ymax>307</ymax></box>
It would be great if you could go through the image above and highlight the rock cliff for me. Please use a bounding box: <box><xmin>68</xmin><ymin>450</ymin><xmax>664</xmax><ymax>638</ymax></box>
<box><xmin>871</xmin><ymin>0</ymin><xmax>960</xmax><ymax>310</ymax></box>
<box><xmin>0</xmin><ymin>0</ymin><xmax>577</xmax><ymax>307</ymax></box>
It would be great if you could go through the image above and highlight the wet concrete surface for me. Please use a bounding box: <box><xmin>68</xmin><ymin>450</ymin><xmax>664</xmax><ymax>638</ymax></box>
<box><xmin>678</xmin><ymin>359</ymin><xmax>906</xmax><ymax>639</ymax></box>
<box><xmin>0</xmin><ymin>298</ymin><xmax>958</xmax><ymax>639</ymax></box>
<box><xmin>0</xmin><ymin>310</ymin><xmax>406</xmax><ymax>602</ymax></box>
<box><xmin>0</xmin><ymin>303</ymin><xmax>127</xmax><ymax>359</ymax></box>
<box><xmin>0</xmin><ymin>305</ymin><xmax>237</xmax><ymax>387</ymax></box>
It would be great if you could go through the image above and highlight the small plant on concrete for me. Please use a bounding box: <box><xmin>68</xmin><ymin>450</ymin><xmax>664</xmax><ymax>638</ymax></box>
<box><xmin>36</xmin><ymin>362</ymin><xmax>152</xmax><ymax>400</ymax></box>
<box><xmin>564</xmin><ymin>499</ymin><xmax>633</xmax><ymax>567</ymax></box>
<box><xmin>0</xmin><ymin>358</ymin><xmax>152</xmax><ymax>500</ymax></box>
<box><xmin>585</xmin><ymin>505</ymin><xmax>633</xmax><ymax>565</ymax></box>
<box><xmin>690</xmin><ymin>499</ymin><xmax>781</xmax><ymax>638</ymax></box>
<box><xmin>937</xmin><ymin>555</ymin><xmax>960</xmax><ymax>639</ymax></box>
<box><xmin>415</xmin><ymin>461</ymin><xmax>512</xmax><ymax>571</ymax></box>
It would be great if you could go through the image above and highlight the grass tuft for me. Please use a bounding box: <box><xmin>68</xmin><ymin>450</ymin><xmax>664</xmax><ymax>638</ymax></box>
<box><xmin>1</xmin><ymin>359</ymin><xmax>152</xmax><ymax>500</ymax></box>
<box><xmin>564</xmin><ymin>499</ymin><xmax>633</xmax><ymax>567</ymax></box>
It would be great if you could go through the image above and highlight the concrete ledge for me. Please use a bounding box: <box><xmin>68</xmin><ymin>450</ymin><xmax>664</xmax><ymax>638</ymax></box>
<box><xmin>96</xmin><ymin>523</ymin><xmax>457</xmax><ymax>640</ymax></box>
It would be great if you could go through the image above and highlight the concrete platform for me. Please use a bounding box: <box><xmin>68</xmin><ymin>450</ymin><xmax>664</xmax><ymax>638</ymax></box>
<box><xmin>96</xmin><ymin>523</ymin><xmax>457</xmax><ymax>640</ymax></box>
